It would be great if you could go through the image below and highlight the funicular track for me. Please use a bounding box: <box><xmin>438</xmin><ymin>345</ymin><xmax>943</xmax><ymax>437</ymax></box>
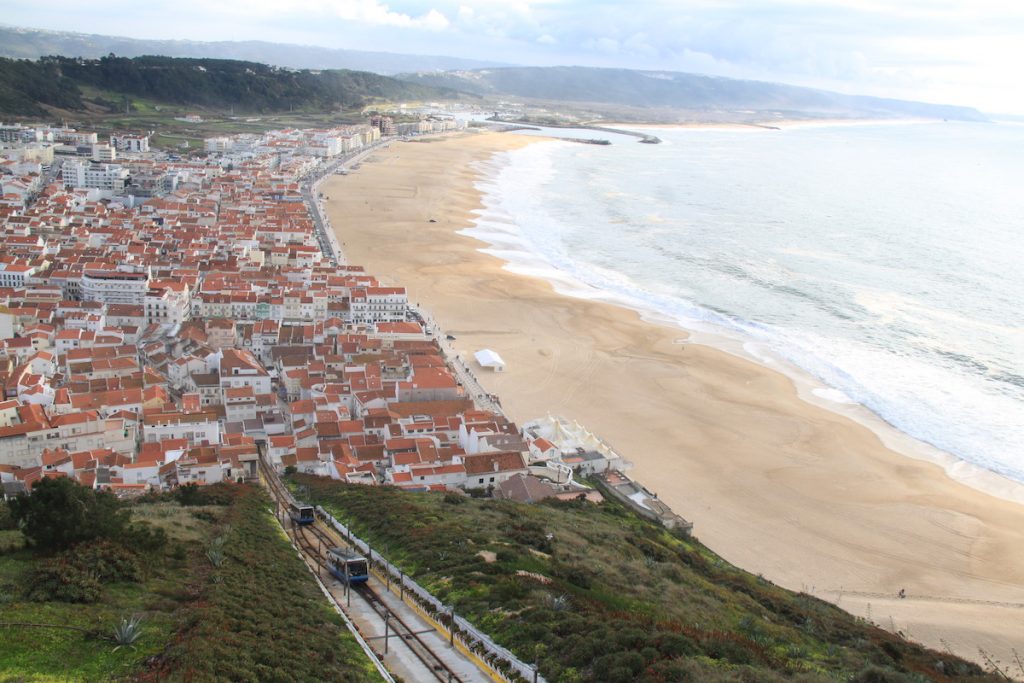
<box><xmin>259</xmin><ymin>458</ymin><xmax>473</xmax><ymax>683</ymax></box>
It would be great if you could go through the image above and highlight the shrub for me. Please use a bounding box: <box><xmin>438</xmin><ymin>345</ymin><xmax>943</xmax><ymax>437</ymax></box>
<box><xmin>0</xmin><ymin>501</ymin><xmax>17</xmax><ymax>530</ymax></box>
<box><xmin>851</xmin><ymin>665</ymin><xmax>921</xmax><ymax>683</ymax></box>
<box><xmin>26</xmin><ymin>558</ymin><xmax>102</xmax><ymax>603</ymax></box>
<box><xmin>174</xmin><ymin>482</ymin><xmax>239</xmax><ymax>506</ymax></box>
<box><xmin>551</xmin><ymin>561</ymin><xmax>593</xmax><ymax>589</ymax></box>
<box><xmin>8</xmin><ymin>477</ymin><xmax>130</xmax><ymax>553</ymax></box>
<box><xmin>71</xmin><ymin>539</ymin><xmax>143</xmax><ymax>583</ymax></box>
<box><xmin>123</xmin><ymin>523</ymin><xmax>169</xmax><ymax>555</ymax></box>
<box><xmin>508</xmin><ymin>520</ymin><xmax>553</xmax><ymax>553</ymax></box>
<box><xmin>191</xmin><ymin>509</ymin><xmax>219</xmax><ymax>524</ymax></box>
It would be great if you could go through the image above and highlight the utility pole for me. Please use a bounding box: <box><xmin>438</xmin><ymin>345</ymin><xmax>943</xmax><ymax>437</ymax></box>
<box><xmin>448</xmin><ymin>606</ymin><xmax>455</xmax><ymax>647</ymax></box>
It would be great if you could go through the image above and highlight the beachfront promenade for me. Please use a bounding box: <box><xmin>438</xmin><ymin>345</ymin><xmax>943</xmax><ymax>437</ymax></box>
<box><xmin>302</xmin><ymin>141</ymin><xmax>391</xmax><ymax>264</ymax></box>
<box><xmin>408</xmin><ymin>302</ymin><xmax>506</xmax><ymax>416</ymax></box>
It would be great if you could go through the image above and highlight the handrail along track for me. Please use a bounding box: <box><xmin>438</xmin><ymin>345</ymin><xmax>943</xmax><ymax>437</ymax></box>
<box><xmin>260</xmin><ymin>456</ymin><xmax>466</xmax><ymax>683</ymax></box>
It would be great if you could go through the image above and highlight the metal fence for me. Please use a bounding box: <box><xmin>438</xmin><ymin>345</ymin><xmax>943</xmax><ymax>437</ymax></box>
<box><xmin>316</xmin><ymin>506</ymin><xmax>546</xmax><ymax>683</ymax></box>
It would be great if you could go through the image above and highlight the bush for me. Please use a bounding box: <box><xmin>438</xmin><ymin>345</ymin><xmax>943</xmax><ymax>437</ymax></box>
<box><xmin>851</xmin><ymin>665</ymin><xmax>921</xmax><ymax>683</ymax></box>
<box><xmin>71</xmin><ymin>540</ymin><xmax>143</xmax><ymax>583</ymax></box>
<box><xmin>123</xmin><ymin>523</ymin><xmax>169</xmax><ymax>555</ymax></box>
<box><xmin>551</xmin><ymin>562</ymin><xmax>593</xmax><ymax>589</ymax></box>
<box><xmin>8</xmin><ymin>477</ymin><xmax>130</xmax><ymax>553</ymax></box>
<box><xmin>174</xmin><ymin>482</ymin><xmax>239</xmax><ymax>506</ymax></box>
<box><xmin>0</xmin><ymin>502</ymin><xmax>17</xmax><ymax>530</ymax></box>
<box><xmin>26</xmin><ymin>558</ymin><xmax>103</xmax><ymax>603</ymax></box>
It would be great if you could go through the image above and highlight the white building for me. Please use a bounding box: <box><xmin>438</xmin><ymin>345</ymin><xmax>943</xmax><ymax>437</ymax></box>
<box><xmin>62</xmin><ymin>160</ymin><xmax>130</xmax><ymax>195</ymax></box>
<box><xmin>145</xmin><ymin>285</ymin><xmax>191</xmax><ymax>326</ymax></box>
<box><xmin>81</xmin><ymin>267</ymin><xmax>151</xmax><ymax>306</ymax></box>
<box><xmin>0</xmin><ymin>142</ymin><xmax>55</xmax><ymax>165</ymax></box>
<box><xmin>142</xmin><ymin>411</ymin><xmax>221</xmax><ymax>446</ymax></box>
<box><xmin>110</xmin><ymin>134</ymin><xmax>150</xmax><ymax>153</ymax></box>
<box><xmin>91</xmin><ymin>143</ymin><xmax>117</xmax><ymax>162</ymax></box>
<box><xmin>219</xmin><ymin>348</ymin><xmax>272</xmax><ymax>396</ymax></box>
<box><xmin>0</xmin><ymin>124</ymin><xmax>37</xmax><ymax>143</ymax></box>
<box><xmin>350</xmin><ymin>286</ymin><xmax>408</xmax><ymax>324</ymax></box>
<box><xmin>204</xmin><ymin>137</ymin><xmax>232</xmax><ymax>153</ymax></box>
<box><xmin>0</xmin><ymin>263</ymin><xmax>37</xmax><ymax>290</ymax></box>
<box><xmin>48</xmin><ymin>128</ymin><xmax>99</xmax><ymax>145</ymax></box>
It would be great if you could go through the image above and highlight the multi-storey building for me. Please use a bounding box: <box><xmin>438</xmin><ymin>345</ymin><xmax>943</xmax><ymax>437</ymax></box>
<box><xmin>81</xmin><ymin>267</ymin><xmax>151</xmax><ymax>306</ymax></box>
<box><xmin>110</xmin><ymin>134</ymin><xmax>151</xmax><ymax>153</ymax></box>
<box><xmin>350</xmin><ymin>286</ymin><xmax>408</xmax><ymax>323</ymax></box>
<box><xmin>62</xmin><ymin>160</ymin><xmax>130</xmax><ymax>195</ymax></box>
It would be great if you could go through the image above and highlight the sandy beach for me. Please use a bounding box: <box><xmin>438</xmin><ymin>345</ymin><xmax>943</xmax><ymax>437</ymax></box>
<box><xmin>324</xmin><ymin>130</ymin><xmax>1024</xmax><ymax>666</ymax></box>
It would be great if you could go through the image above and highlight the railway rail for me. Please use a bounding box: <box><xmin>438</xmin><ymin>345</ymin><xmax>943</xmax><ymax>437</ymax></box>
<box><xmin>259</xmin><ymin>457</ymin><xmax>481</xmax><ymax>683</ymax></box>
<box><xmin>296</xmin><ymin>522</ymin><xmax>465</xmax><ymax>683</ymax></box>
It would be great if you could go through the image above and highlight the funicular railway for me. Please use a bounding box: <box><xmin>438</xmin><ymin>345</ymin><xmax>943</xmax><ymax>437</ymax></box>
<box><xmin>258</xmin><ymin>456</ymin><xmax>494</xmax><ymax>683</ymax></box>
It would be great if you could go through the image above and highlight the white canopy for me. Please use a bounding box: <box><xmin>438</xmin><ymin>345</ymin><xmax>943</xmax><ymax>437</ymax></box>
<box><xmin>474</xmin><ymin>349</ymin><xmax>506</xmax><ymax>371</ymax></box>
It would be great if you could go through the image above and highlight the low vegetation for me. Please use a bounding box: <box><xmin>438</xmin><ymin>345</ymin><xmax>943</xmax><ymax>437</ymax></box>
<box><xmin>1</xmin><ymin>481</ymin><xmax>377</xmax><ymax>682</ymax></box>
<box><xmin>0</xmin><ymin>481</ymin><xmax>204</xmax><ymax>681</ymax></box>
<box><xmin>293</xmin><ymin>474</ymin><xmax>1001</xmax><ymax>683</ymax></box>
<box><xmin>141</xmin><ymin>484</ymin><xmax>378</xmax><ymax>682</ymax></box>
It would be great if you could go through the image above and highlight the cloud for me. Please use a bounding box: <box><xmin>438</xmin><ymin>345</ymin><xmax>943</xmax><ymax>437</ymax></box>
<box><xmin>4</xmin><ymin>0</ymin><xmax>1024</xmax><ymax>110</ymax></box>
<box><xmin>331</xmin><ymin>0</ymin><xmax>450</xmax><ymax>30</ymax></box>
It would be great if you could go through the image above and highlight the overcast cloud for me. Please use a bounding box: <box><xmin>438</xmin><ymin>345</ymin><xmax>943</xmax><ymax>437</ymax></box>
<box><xmin>5</xmin><ymin>0</ymin><xmax>1024</xmax><ymax>113</ymax></box>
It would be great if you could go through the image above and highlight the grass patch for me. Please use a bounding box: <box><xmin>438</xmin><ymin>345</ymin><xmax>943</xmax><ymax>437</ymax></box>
<box><xmin>149</xmin><ymin>484</ymin><xmax>378</xmax><ymax>682</ymax></box>
<box><xmin>3</xmin><ymin>483</ymin><xmax>379</xmax><ymax>681</ymax></box>
<box><xmin>0</xmin><ymin>499</ymin><xmax>219</xmax><ymax>682</ymax></box>
<box><xmin>0</xmin><ymin>530</ymin><xmax>22</xmax><ymax>554</ymax></box>
<box><xmin>293</xmin><ymin>474</ymin><xmax>999</xmax><ymax>683</ymax></box>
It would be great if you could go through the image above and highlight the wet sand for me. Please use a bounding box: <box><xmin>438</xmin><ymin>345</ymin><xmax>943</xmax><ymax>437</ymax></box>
<box><xmin>324</xmin><ymin>130</ymin><xmax>1024</xmax><ymax>665</ymax></box>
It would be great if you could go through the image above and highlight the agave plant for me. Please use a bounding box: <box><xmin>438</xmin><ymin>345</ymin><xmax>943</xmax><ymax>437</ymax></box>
<box><xmin>548</xmin><ymin>593</ymin><xmax>570</xmax><ymax>612</ymax></box>
<box><xmin>112</xmin><ymin>615</ymin><xmax>144</xmax><ymax>651</ymax></box>
<box><xmin>207</xmin><ymin>548</ymin><xmax>225</xmax><ymax>567</ymax></box>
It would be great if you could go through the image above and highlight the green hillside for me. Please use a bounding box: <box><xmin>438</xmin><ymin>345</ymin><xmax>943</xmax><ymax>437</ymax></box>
<box><xmin>0</xmin><ymin>481</ymin><xmax>377</xmax><ymax>682</ymax></box>
<box><xmin>292</xmin><ymin>474</ymin><xmax>1004</xmax><ymax>683</ymax></box>
<box><xmin>0</xmin><ymin>54</ymin><xmax>463</xmax><ymax>116</ymax></box>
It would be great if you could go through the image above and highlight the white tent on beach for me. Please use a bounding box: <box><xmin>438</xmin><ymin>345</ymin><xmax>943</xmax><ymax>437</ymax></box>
<box><xmin>474</xmin><ymin>349</ymin><xmax>506</xmax><ymax>372</ymax></box>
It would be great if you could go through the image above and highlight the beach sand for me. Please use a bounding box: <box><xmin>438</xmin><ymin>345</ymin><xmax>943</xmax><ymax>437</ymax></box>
<box><xmin>324</xmin><ymin>130</ymin><xmax>1024</xmax><ymax>666</ymax></box>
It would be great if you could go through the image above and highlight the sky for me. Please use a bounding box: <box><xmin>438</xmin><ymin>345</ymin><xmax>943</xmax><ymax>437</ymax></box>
<box><xmin>5</xmin><ymin>0</ymin><xmax>1024</xmax><ymax>114</ymax></box>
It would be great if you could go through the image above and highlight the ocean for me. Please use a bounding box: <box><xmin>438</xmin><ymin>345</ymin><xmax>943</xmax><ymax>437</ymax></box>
<box><xmin>465</xmin><ymin>121</ymin><xmax>1024</xmax><ymax>485</ymax></box>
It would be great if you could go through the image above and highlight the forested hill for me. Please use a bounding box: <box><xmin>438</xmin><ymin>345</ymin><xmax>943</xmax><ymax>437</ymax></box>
<box><xmin>0</xmin><ymin>55</ymin><xmax>463</xmax><ymax>116</ymax></box>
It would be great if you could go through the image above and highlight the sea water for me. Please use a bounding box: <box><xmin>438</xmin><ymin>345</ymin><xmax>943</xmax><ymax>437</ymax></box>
<box><xmin>465</xmin><ymin>121</ymin><xmax>1024</xmax><ymax>484</ymax></box>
